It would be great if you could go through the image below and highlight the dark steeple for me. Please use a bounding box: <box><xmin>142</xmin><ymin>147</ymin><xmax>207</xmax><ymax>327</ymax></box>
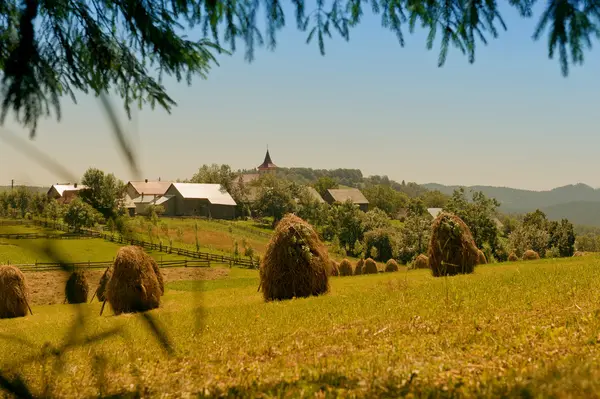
<box><xmin>257</xmin><ymin>147</ymin><xmax>277</xmax><ymax>172</ymax></box>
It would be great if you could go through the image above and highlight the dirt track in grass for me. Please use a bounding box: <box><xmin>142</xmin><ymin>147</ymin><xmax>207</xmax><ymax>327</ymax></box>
<box><xmin>24</xmin><ymin>267</ymin><xmax>230</xmax><ymax>305</ymax></box>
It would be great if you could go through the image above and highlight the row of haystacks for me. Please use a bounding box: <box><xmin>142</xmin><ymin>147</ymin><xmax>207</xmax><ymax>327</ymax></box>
<box><xmin>258</xmin><ymin>214</ymin><xmax>402</xmax><ymax>302</ymax></box>
<box><xmin>0</xmin><ymin>245</ymin><xmax>165</xmax><ymax>320</ymax></box>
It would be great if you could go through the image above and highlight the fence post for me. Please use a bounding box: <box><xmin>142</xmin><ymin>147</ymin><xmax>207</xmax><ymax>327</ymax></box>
<box><xmin>185</xmin><ymin>259</ymin><xmax>187</xmax><ymax>268</ymax></box>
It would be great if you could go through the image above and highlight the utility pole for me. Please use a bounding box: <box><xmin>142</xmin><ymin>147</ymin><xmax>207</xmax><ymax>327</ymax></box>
<box><xmin>11</xmin><ymin>179</ymin><xmax>13</xmax><ymax>191</ymax></box>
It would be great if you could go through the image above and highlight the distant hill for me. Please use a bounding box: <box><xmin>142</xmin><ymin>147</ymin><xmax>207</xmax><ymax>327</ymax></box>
<box><xmin>422</xmin><ymin>183</ymin><xmax>600</xmax><ymax>226</ymax></box>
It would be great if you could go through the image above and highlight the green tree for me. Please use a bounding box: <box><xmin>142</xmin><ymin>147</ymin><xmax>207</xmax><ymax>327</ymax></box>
<box><xmin>362</xmin><ymin>208</ymin><xmax>391</xmax><ymax>232</ymax></box>
<box><xmin>364</xmin><ymin>228</ymin><xmax>399</xmax><ymax>261</ymax></box>
<box><xmin>44</xmin><ymin>199</ymin><xmax>63</xmax><ymax>227</ymax></box>
<box><xmin>313</xmin><ymin>177</ymin><xmax>339</xmax><ymax>197</ymax></box>
<box><xmin>421</xmin><ymin>190</ymin><xmax>449</xmax><ymax>208</ymax></box>
<box><xmin>323</xmin><ymin>200</ymin><xmax>365</xmax><ymax>254</ymax></box>
<box><xmin>63</xmin><ymin>198</ymin><xmax>99</xmax><ymax>231</ymax></box>
<box><xmin>398</xmin><ymin>213</ymin><xmax>431</xmax><ymax>264</ymax></box>
<box><xmin>1</xmin><ymin>1</ymin><xmax>594</xmax><ymax>137</ymax></box>
<box><xmin>361</xmin><ymin>184</ymin><xmax>408</xmax><ymax>217</ymax></box>
<box><xmin>444</xmin><ymin>188</ymin><xmax>501</xmax><ymax>254</ymax></box>
<box><xmin>80</xmin><ymin>168</ymin><xmax>125</xmax><ymax>219</ymax></box>
<box><xmin>253</xmin><ymin>175</ymin><xmax>297</xmax><ymax>225</ymax></box>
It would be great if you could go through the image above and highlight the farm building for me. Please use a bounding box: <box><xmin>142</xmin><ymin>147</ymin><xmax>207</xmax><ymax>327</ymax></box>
<box><xmin>163</xmin><ymin>183</ymin><xmax>237</xmax><ymax>219</ymax></box>
<box><xmin>47</xmin><ymin>183</ymin><xmax>88</xmax><ymax>204</ymax></box>
<box><xmin>427</xmin><ymin>208</ymin><xmax>443</xmax><ymax>219</ymax></box>
<box><xmin>322</xmin><ymin>188</ymin><xmax>369</xmax><ymax>212</ymax></box>
<box><xmin>305</xmin><ymin>187</ymin><xmax>325</xmax><ymax>203</ymax></box>
<box><xmin>126</xmin><ymin>180</ymin><xmax>171</xmax><ymax>200</ymax></box>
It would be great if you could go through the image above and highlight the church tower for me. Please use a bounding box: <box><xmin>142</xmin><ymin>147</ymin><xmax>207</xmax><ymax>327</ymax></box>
<box><xmin>257</xmin><ymin>148</ymin><xmax>277</xmax><ymax>174</ymax></box>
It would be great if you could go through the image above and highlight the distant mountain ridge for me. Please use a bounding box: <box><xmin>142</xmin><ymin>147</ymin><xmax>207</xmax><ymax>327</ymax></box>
<box><xmin>422</xmin><ymin>182</ymin><xmax>600</xmax><ymax>226</ymax></box>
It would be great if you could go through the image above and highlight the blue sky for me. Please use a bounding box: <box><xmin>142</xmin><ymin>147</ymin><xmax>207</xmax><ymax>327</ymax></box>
<box><xmin>0</xmin><ymin>3</ymin><xmax>598</xmax><ymax>191</ymax></box>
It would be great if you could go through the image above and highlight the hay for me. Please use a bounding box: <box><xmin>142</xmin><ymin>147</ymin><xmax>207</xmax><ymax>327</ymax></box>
<box><xmin>329</xmin><ymin>260</ymin><xmax>340</xmax><ymax>277</ymax></box>
<box><xmin>259</xmin><ymin>214</ymin><xmax>330</xmax><ymax>301</ymax></box>
<box><xmin>414</xmin><ymin>254</ymin><xmax>429</xmax><ymax>269</ymax></box>
<box><xmin>523</xmin><ymin>250</ymin><xmax>540</xmax><ymax>261</ymax></box>
<box><xmin>508</xmin><ymin>252</ymin><xmax>519</xmax><ymax>262</ymax></box>
<box><xmin>354</xmin><ymin>259</ymin><xmax>364</xmax><ymax>276</ymax></box>
<box><xmin>338</xmin><ymin>259</ymin><xmax>353</xmax><ymax>276</ymax></box>
<box><xmin>477</xmin><ymin>250</ymin><xmax>487</xmax><ymax>265</ymax></box>
<box><xmin>363</xmin><ymin>258</ymin><xmax>378</xmax><ymax>274</ymax></box>
<box><xmin>385</xmin><ymin>259</ymin><xmax>399</xmax><ymax>272</ymax></box>
<box><xmin>428</xmin><ymin>212</ymin><xmax>479</xmax><ymax>277</ymax></box>
<box><xmin>149</xmin><ymin>257</ymin><xmax>165</xmax><ymax>295</ymax></box>
<box><xmin>0</xmin><ymin>266</ymin><xmax>31</xmax><ymax>319</ymax></box>
<box><xmin>573</xmin><ymin>251</ymin><xmax>585</xmax><ymax>257</ymax></box>
<box><xmin>96</xmin><ymin>266</ymin><xmax>113</xmax><ymax>302</ymax></box>
<box><xmin>106</xmin><ymin>246</ymin><xmax>164</xmax><ymax>315</ymax></box>
<box><xmin>65</xmin><ymin>271</ymin><xmax>89</xmax><ymax>304</ymax></box>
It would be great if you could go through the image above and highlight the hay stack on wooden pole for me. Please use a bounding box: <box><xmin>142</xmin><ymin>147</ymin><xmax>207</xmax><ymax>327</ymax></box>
<box><xmin>354</xmin><ymin>259</ymin><xmax>364</xmax><ymax>276</ymax></box>
<box><xmin>338</xmin><ymin>259</ymin><xmax>353</xmax><ymax>276</ymax></box>
<box><xmin>428</xmin><ymin>212</ymin><xmax>479</xmax><ymax>277</ymax></box>
<box><xmin>522</xmin><ymin>250</ymin><xmax>540</xmax><ymax>261</ymax></box>
<box><xmin>259</xmin><ymin>214</ymin><xmax>330</xmax><ymax>301</ymax></box>
<box><xmin>508</xmin><ymin>252</ymin><xmax>519</xmax><ymax>262</ymax></box>
<box><xmin>476</xmin><ymin>250</ymin><xmax>487</xmax><ymax>265</ymax></box>
<box><xmin>0</xmin><ymin>266</ymin><xmax>32</xmax><ymax>319</ymax></box>
<box><xmin>363</xmin><ymin>258</ymin><xmax>378</xmax><ymax>274</ymax></box>
<box><xmin>93</xmin><ymin>266</ymin><xmax>113</xmax><ymax>303</ymax></box>
<box><xmin>65</xmin><ymin>271</ymin><xmax>89</xmax><ymax>304</ymax></box>
<box><xmin>105</xmin><ymin>246</ymin><xmax>164</xmax><ymax>315</ymax></box>
<box><xmin>413</xmin><ymin>254</ymin><xmax>429</xmax><ymax>269</ymax></box>
<box><xmin>385</xmin><ymin>259</ymin><xmax>399</xmax><ymax>272</ymax></box>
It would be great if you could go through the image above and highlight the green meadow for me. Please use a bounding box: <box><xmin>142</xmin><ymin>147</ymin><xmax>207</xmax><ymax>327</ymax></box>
<box><xmin>2</xmin><ymin>257</ymin><xmax>600</xmax><ymax>397</ymax></box>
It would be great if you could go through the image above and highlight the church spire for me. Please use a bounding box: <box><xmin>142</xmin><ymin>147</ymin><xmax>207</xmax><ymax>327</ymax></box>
<box><xmin>257</xmin><ymin>146</ymin><xmax>277</xmax><ymax>173</ymax></box>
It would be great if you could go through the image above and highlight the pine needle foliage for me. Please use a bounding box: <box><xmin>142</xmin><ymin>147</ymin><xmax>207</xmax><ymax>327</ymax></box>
<box><xmin>1</xmin><ymin>0</ymin><xmax>597</xmax><ymax>136</ymax></box>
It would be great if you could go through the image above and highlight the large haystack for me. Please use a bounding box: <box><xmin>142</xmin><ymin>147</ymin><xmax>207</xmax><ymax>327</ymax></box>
<box><xmin>338</xmin><ymin>259</ymin><xmax>353</xmax><ymax>276</ymax></box>
<box><xmin>508</xmin><ymin>252</ymin><xmax>519</xmax><ymax>262</ymax></box>
<box><xmin>106</xmin><ymin>246</ymin><xmax>164</xmax><ymax>315</ymax></box>
<box><xmin>477</xmin><ymin>250</ymin><xmax>487</xmax><ymax>265</ymax></box>
<box><xmin>0</xmin><ymin>266</ymin><xmax>31</xmax><ymax>319</ymax></box>
<box><xmin>354</xmin><ymin>259</ymin><xmax>364</xmax><ymax>276</ymax></box>
<box><xmin>414</xmin><ymin>254</ymin><xmax>429</xmax><ymax>269</ymax></box>
<box><xmin>65</xmin><ymin>271</ymin><xmax>89</xmax><ymax>304</ymax></box>
<box><xmin>96</xmin><ymin>266</ymin><xmax>113</xmax><ymax>302</ymax></box>
<box><xmin>385</xmin><ymin>259</ymin><xmax>399</xmax><ymax>272</ymax></box>
<box><xmin>428</xmin><ymin>213</ymin><xmax>479</xmax><ymax>277</ymax></box>
<box><xmin>363</xmin><ymin>258</ymin><xmax>378</xmax><ymax>274</ymax></box>
<box><xmin>329</xmin><ymin>260</ymin><xmax>340</xmax><ymax>277</ymax></box>
<box><xmin>523</xmin><ymin>250</ymin><xmax>540</xmax><ymax>261</ymax></box>
<box><xmin>259</xmin><ymin>214</ymin><xmax>330</xmax><ymax>301</ymax></box>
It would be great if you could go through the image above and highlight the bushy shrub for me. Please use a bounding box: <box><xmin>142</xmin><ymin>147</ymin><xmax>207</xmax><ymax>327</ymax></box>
<box><xmin>363</xmin><ymin>228</ymin><xmax>400</xmax><ymax>262</ymax></box>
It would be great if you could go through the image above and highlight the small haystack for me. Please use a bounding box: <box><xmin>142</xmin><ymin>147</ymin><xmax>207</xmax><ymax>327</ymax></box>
<box><xmin>65</xmin><ymin>271</ymin><xmax>89</xmax><ymax>304</ymax></box>
<box><xmin>329</xmin><ymin>260</ymin><xmax>340</xmax><ymax>277</ymax></box>
<box><xmin>523</xmin><ymin>250</ymin><xmax>540</xmax><ymax>261</ymax></box>
<box><xmin>106</xmin><ymin>246</ymin><xmax>164</xmax><ymax>315</ymax></box>
<box><xmin>477</xmin><ymin>250</ymin><xmax>487</xmax><ymax>265</ymax></box>
<box><xmin>338</xmin><ymin>259</ymin><xmax>353</xmax><ymax>276</ymax></box>
<box><xmin>414</xmin><ymin>254</ymin><xmax>429</xmax><ymax>269</ymax></box>
<box><xmin>508</xmin><ymin>252</ymin><xmax>519</xmax><ymax>262</ymax></box>
<box><xmin>428</xmin><ymin>212</ymin><xmax>479</xmax><ymax>277</ymax></box>
<box><xmin>0</xmin><ymin>266</ymin><xmax>31</xmax><ymax>319</ymax></box>
<box><xmin>354</xmin><ymin>259</ymin><xmax>364</xmax><ymax>276</ymax></box>
<box><xmin>385</xmin><ymin>259</ymin><xmax>399</xmax><ymax>272</ymax></box>
<box><xmin>259</xmin><ymin>214</ymin><xmax>330</xmax><ymax>301</ymax></box>
<box><xmin>96</xmin><ymin>266</ymin><xmax>113</xmax><ymax>302</ymax></box>
<box><xmin>363</xmin><ymin>258</ymin><xmax>378</xmax><ymax>274</ymax></box>
<box><xmin>573</xmin><ymin>251</ymin><xmax>585</xmax><ymax>257</ymax></box>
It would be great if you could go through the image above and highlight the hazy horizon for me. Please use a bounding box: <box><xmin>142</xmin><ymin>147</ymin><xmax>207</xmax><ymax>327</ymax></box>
<box><xmin>0</xmin><ymin>3</ymin><xmax>598</xmax><ymax>192</ymax></box>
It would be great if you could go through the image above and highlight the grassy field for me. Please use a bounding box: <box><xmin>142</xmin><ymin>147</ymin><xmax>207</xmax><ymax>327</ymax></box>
<box><xmin>0</xmin><ymin>237</ymin><xmax>188</xmax><ymax>264</ymax></box>
<box><xmin>2</xmin><ymin>257</ymin><xmax>600</xmax><ymax>397</ymax></box>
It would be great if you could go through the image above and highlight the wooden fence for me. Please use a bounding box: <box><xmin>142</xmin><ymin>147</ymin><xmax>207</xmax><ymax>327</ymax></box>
<box><xmin>12</xmin><ymin>258</ymin><xmax>211</xmax><ymax>272</ymax></box>
<box><xmin>2</xmin><ymin>218</ymin><xmax>258</xmax><ymax>269</ymax></box>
